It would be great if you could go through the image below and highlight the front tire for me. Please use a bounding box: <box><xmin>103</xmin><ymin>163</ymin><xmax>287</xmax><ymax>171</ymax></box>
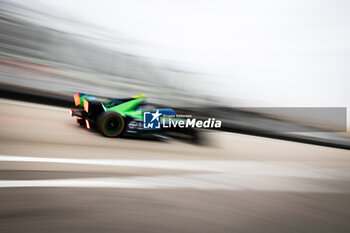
<box><xmin>97</xmin><ymin>111</ymin><xmax>125</xmax><ymax>137</ymax></box>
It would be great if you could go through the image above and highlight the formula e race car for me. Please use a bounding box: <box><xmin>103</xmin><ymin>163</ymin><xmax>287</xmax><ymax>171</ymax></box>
<box><xmin>70</xmin><ymin>93</ymin><xmax>200</xmax><ymax>142</ymax></box>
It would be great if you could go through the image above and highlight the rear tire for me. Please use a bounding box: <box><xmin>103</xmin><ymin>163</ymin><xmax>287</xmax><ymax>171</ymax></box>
<box><xmin>97</xmin><ymin>111</ymin><xmax>125</xmax><ymax>137</ymax></box>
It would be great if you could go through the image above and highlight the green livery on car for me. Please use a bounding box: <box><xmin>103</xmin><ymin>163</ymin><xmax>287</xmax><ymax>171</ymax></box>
<box><xmin>70</xmin><ymin>93</ymin><xmax>199</xmax><ymax>142</ymax></box>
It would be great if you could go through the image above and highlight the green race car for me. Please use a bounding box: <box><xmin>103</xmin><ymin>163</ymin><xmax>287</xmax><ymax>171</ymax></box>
<box><xmin>70</xmin><ymin>93</ymin><xmax>200</xmax><ymax>142</ymax></box>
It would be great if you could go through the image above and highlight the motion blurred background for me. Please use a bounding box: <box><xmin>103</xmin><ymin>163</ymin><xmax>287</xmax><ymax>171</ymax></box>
<box><xmin>1</xmin><ymin>1</ymin><xmax>350</xmax><ymax>233</ymax></box>
<box><xmin>1</xmin><ymin>0</ymin><xmax>349</xmax><ymax>107</ymax></box>
<box><xmin>1</xmin><ymin>0</ymin><xmax>349</xmax><ymax>146</ymax></box>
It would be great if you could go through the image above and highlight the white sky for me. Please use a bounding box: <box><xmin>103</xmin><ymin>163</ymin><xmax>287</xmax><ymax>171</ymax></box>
<box><xmin>18</xmin><ymin>0</ymin><xmax>350</xmax><ymax>108</ymax></box>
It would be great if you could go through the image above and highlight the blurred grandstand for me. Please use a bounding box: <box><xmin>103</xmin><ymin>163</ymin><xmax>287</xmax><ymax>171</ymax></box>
<box><xmin>0</xmin><ymin>0</ymin><xmax>211</xmax><ymax>107</ymax></box>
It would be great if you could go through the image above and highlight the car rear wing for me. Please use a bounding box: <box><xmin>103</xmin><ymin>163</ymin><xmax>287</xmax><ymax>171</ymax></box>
<box><xmin>73</xmin><ymin>93</ymin><xmax>96</xmax><ymax>107</ymax></box>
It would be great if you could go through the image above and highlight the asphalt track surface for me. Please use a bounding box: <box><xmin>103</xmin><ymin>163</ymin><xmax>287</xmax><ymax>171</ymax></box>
<box><xmin>1</xmin><ymin>99</ymin><xmax>350</xmax><ymax>233</ymax></box>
